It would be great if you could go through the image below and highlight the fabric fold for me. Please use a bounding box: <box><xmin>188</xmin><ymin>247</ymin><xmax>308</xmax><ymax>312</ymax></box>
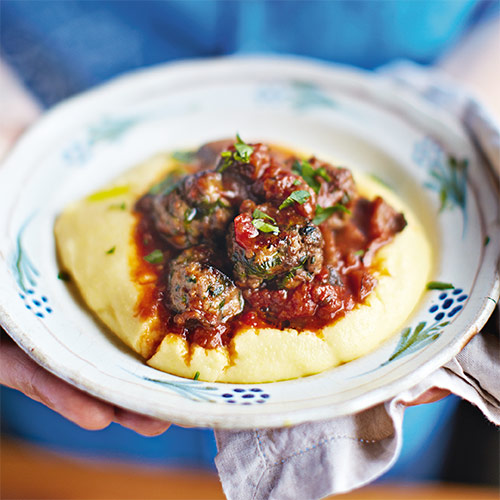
<box><xmin>215</xmin><ymin>63</ymin><xmax>500</xmax><ymax>500</ymax></box>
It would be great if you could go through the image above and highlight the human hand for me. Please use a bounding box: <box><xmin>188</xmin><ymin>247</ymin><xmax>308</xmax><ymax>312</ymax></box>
<box><xmin>405</xmin><ymin>387</ymin><xmax>451</xmax><ymax>406</ymax></box>
<box><xmin>0</xmin><ymin>332</ymin><xmax>171</xmax><ymax>436</ymax></box>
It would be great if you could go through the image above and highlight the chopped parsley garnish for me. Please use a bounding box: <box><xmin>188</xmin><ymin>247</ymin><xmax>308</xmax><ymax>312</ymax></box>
<box><xmin>143</xmin><ymin>249</ymin><xmax>164</xmax><ymax>264</ymax></box>
<box><xmin>312</xmin><ymin>204</ymin><xmax>351</xmax><ymax>225</ymax></box>
<box><xmin>484</xmin><ymin>235</ymin><xmax>490</xmax><ymax>246</ymax></box>
<box><xmin>171</xmin><ymin>150</ymin><xmax>196</xmax><ymax>163</ymax></box>
<box><xmin>353</xmin><ymin>249</ymin><xmax>365</xmax><ymax>257</ymax></box>
<box><xmin>369</xmin><ymin>174</ymin><xmax>393</xmax><ymax>190</ymax></box>
<box><xmin>108</xmin><ymin>202</ymin><xmax>126</xmax><ymax>210</ymax></box>
<box><xmin>279</xmin><ymin>190</ymin><xmax>311</xmax><ymax>210</ymax></box>
<box><xmin>332</xmin><ymin>203</ymin><xmax>350</xmax><ymax>214</ymax></box>
<box><xmin>426</xmin><ymin>281</ymin><xmax>454</xmax><ymax>290</ymax></box>
<box><xmin>193</xmin><ymin>371</ymin><xmax>200</xmax><ymax>380</ymax></box>
<box><xmin>57</xmin><ymin>271</ymin><xmax>71</xmax><ymax>281</ymax></box>
<box><xmin>252</xmin><ymin>209</ymin><xmax>276</xmax><ymax>223</ymax></box>
<box><xmin>217</xmin><ymin>151</ymin><xmax>233</xmax><ymax>173</ymax></box>
<box><xmin>106</xmin><ymin>246</ymin><xmax>116</xmax><ymax>255</ymax></box>
<box><xmin>292</xmin><ymin>160</ymin><xmax>331</xmax><ymax>194</ymax></box>
<box><xmin>316</xmin><ymin>167</ymin><xmax>331</xmax><ymax>182</ymax></box>
<box><xmin>252</xmin><ymin>218</ymin><xmax>279</xmax><ymax>235</ymax></box>
<box><xmin>217</xmin><ymin>134</ymin><xmax>254</xmax><ymax>172</ymax></box>
<box><xmin>279</xmin><ymin>257</ymin><xmax>307</xmax><ymax>288</ymax></box>
<box><xmin>233</xmin><ymin>133</ymin><xmax>254</xmax><ymax>162</ymax></box>
<box><xmin>149</xmin><ymin>169</ymin><xmax>186</xmax><ymax>196</ymax></box>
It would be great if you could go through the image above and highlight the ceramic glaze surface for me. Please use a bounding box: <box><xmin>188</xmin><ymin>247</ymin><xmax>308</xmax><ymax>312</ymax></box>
<box><xmin>0</xmin><ymin>57</ymin><xmax>498</xmax><ymax>428</ymax></box>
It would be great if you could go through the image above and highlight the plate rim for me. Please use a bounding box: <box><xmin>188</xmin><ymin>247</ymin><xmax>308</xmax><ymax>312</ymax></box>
<box><xmin>0</xmin><ymin>55</ymin><xmax>499</xmax><ymax>429</ymax></box>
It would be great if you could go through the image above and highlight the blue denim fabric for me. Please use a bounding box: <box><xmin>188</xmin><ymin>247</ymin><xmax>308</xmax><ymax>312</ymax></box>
<box><xmin>1</xmin><ymin>0</ymin><xmax>497</xmax><ymax>106</ymax></box>
<box><xmin>0</xmin><ymin>0</ymin><xmax>493</xmax><ymax>478</ymax></box>
<box><xmin>1</xmin><ymin>386</ymin><xmax>459</xmax><ymax>478</ymax></box>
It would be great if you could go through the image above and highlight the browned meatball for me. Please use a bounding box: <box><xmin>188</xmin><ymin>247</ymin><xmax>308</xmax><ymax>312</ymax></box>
<box><xmin>306</xmin><ymin>158</ymin><xmax>356</xmax><ymax>209</ymax></box>
<box><xmin>195</xmin><ymin>139</ymin><xmax>234</xmax><ymax>171</ymax></box>
<box><xmin>167</xmin><ymin>246</ymin><xmax>244</xmax><ymax>327</ymax></box>
<box><xmin>147</xmin><ymin>171</ymin><xmax>234</xmax><ymax>249</ymax></box>
<box><xmin>227</xmin><ymin>203</ymin><xmax>324</xmax><ymax>289</ymax></box>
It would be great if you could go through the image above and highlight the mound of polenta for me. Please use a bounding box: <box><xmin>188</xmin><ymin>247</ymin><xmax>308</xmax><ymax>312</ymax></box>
<box><xmin>55</xmin><ymin>154</ymin><xmax>432</xmax><ymax>383</ymax></box>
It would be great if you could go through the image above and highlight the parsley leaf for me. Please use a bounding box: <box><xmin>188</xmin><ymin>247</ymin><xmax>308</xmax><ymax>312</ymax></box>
<box><xmin>279</xmin><ymin>190</ymin><xmax>311</xmax><ymax>210</ymax></box>
<box><xmin>292</xmin><ymin>160</ymin><xmax>331</xmax><ymax>194</ymax></box>
<box><xmin>149</xmin><ymin>169</ymin><xmax>185</xmax><ymax>196</ymax></box>
<box><xmin>252</xmin><ymin>218</ymin><xmax>279</xmax><ymax>235</ymax></box>
<box><xmin>108</xmin><ymin>202</ymin><xmax>126</xmax><ymax>210</ymax></box>
<box><xmin>313</xmin><ymin>204</ymin><xmax>351</xmax><ymax>225</ymax></box>
<box><xmin>426</xmin><ymin>281</ymin><xmax>454</xmax><ymax>290</ymax></box>
<box><xmin>292</xmin><ymin>160</ymin><xmax>320</xmax><ymax>193</ymax></box>
<box><xmin>331</xmin><ymin>203</ymin><xmax>351</xmax><ymax>214</ymax></box>
<box><xmin>144</xmin><ymin>249</ymin><xmax>164</xmax><ymax>264</ymax></box>
<box><xmin>57</xmin><ymin>271</ymin><xmax>71</xmax><ymax>282</ymax></box>
<box><xmin>193</xmin><ymin>371</ymin><xmax>200</xmax><ymax>380</ymax></box>
<box><xmin>218</xmin><ymin>134</ymin><xmax>254</xmax><ymax>172</ymax></box>
<box><xmin>106</xmin><ymin>246</ymin><xmax>116</xmax><ymax>255</ymax></box>
<box><xmin>171</xmin><ymin>150</ymin><xmax>196</xmax><ymax>163</ymax></box>
<box><xmin>252</xmin><ymin>209</ymin><xmax>276</xmax><ymax>224</ymax></box>
<box><xmin>315</xmin><ymin>166</ymin><xmax>331</xmax><ymax>182</ymax></box>
<box><xmin>234</xmin><ymin>133</ymin><xmax>254</xmax><ymax>162</ymax></box>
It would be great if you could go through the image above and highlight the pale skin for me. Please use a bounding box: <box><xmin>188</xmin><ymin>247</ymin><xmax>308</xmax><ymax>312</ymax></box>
<box><xmin>0</xmin><ymin>334</ymin><xmax>171</xmax><ymax>435</ymax></box>
<box><xmin>0</xmin><ymin>16</ymin><xmax>497</xmax><ymax>434</ymax></box>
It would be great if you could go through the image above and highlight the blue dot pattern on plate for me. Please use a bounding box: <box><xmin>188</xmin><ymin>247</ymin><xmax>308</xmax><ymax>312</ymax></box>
<box><xmin>221</xmin><ymin>387</ymin><xmax>270</xmax><ymax>404</ymax></box>
<box><xmin>19</xmin><ymin>291</ymin><xmax>53</xmax><ymax>318</ymax></box>
<box><xmin>428</xmin><ymin>289</ymin><xmax>467</xmax><ymax>321</ymax></box>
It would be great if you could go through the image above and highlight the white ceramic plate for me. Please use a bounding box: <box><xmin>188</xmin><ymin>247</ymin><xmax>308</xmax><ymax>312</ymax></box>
<box><xmin>0</xmin><ymin>56</ymin><xmax>498</xmax><ymax>429</ymax></box>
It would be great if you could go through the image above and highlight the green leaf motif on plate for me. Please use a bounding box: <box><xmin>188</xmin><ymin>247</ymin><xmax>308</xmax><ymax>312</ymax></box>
<box><xmin>412</xmin><ymin>137</ymin><xmax>468</xmax><ymax>219</ymax></box>
<box><xmin>426</xmin><ymin>155</ymin><xmax>468</xmax><ymax>213</ymax></box>
<box><xmin>382</xmin><ymin>319</ymin><xmax>450</xmax><ymax>367</ymax></box>
<box><xmin>63</xmin><ymin>116</ymin><xmax>139</xmax><ymax>166</ymax></box>
<box><xmin>11</xmin><ymin>215</ymin><xmax>39</xmax><ymax>293</ymax></box>
<box><xmin>256</xmin><ymin>81</ymin><xmax>337</xmax><ymax>111</ymax></box>
<box><xmin>289</xmin><ymin>81</ymin><xmax>337</xmax><ymax>110</ymax></box>
<box><xmin>140</xmin><ymin>376</ymin><xmax>218</xmax><ymax>402</ymax></box>
<box><xmin>87</xmin><ymin>117</ymin><xmax>138</xmax><ymax>145</ymax></box>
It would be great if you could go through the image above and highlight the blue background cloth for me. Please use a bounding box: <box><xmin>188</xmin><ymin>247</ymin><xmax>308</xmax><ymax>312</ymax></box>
<box><xmin>1</xmin><ymin>0</ymin><xmax>498</xmax><ymax>106</ymax></box>
<box><xmin>0</xmin><ymin>0</ymin><xmax>496</xmax><ymax>480</ymax></box>
<box><xmin>0</xmin><ymin>386</ymin><xmax>459</xmax><ymax>479</ymax></box>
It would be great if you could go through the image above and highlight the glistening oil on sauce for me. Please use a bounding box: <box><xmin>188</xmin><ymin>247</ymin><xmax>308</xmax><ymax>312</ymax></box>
<box><xmin>129</xmin><ymin>142</ymin><xmax>406</xmax><ymax>354</ymax></box>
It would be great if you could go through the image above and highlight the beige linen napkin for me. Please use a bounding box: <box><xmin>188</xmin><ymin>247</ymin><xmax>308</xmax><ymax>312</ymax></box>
<box><xmin>214</xmin><ymin>63</ymin><xmax>500</xmax><ymax>500</ymax></box>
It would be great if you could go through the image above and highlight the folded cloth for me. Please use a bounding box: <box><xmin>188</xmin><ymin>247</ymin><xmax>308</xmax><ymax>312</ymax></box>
<box><xmin>214</xmin><ymin>63</ymin><xmax>500</xmax><ymax>500</ymax></box>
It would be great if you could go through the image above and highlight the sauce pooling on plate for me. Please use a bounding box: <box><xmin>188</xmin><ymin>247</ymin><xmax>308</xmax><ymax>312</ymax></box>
<box><xmin>133</xmin><ymin>137</ymin><xmax>407</xmax><ymax>349</ymax></box>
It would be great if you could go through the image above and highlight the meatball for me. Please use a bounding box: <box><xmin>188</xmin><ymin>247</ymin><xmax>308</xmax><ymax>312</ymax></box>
<box><xmin>253</xmin><ymin>163</ymin><xmax>317</xmax><ymax>219</ymax></box>
<box><xmin>306</xmin><ymin>158</ymin><xmax>356</xmax><ymax>209</ymax></box>
<box><xmin>227</xmin><ymin>204</ymin><xmax>324</xmax><ymax>289</ymax></box>
<box><xmin>147</xmin><ymin>171</ymin><xmax>234</xmax><ymax>249</ymax></box>
<box><xmin>214</xmin><ymin>142</ymin><xmax>274</xmax><ymax>206</ymax></box>
<box><xmin>195</xmin><ymin>139</ymin><xmax>234</xmax><ymax>171</ymax></box>
<box><xmin>216</xmin><ymin>142</ymin><xmax>273</xmax><ymax>181</ymax></box>
<box><xmin>167</xmin><ymin>246</ymin><xmax>244</xmax><ymax>327</ymax></box>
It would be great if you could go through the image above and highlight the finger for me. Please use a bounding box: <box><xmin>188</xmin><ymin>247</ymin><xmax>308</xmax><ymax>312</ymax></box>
<box><xmin>0</xmin><ymin>338</ymin><xmax>115</xmax><ymax>430</ymax></box>
<box><xmin>405</xmin><ymin>388</ymin><xmax>451</xmax><ymax>406</ymax></box>
<box><xmin>113</xmin><ymin>407</ymin><xmax>171</xmax><ymax>436</ymax></box>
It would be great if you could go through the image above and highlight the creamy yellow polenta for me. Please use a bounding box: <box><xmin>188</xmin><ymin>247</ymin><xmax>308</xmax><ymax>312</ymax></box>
<box><xmin>55</xmin><ymin>154</ymin><xmax>432</xmax><ymax>383</ymax></box>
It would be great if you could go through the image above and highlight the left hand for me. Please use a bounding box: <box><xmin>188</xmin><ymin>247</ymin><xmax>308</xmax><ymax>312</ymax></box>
<box><xmin>1</xmin><ymin>333</ymin><xmax>171</xmax><ymax>436</ymax></box>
